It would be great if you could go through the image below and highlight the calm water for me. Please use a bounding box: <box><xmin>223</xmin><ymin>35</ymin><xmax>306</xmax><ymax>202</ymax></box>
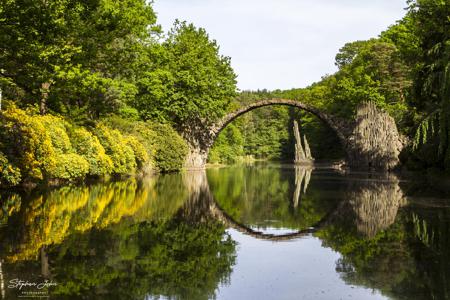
<box><xmin>0</xmin><ymin>164</ymin><xmax>449</xmax><ymax>299</ymax></box>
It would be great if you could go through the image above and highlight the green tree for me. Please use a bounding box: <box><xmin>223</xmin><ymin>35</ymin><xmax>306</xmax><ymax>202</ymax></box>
<box><xmin>135</xmin><ymin>20</ymin><xmax>237</xmax><ymax>131</ymax></box>
<box><xmin>0</xmin><ymin>0</ymin><xmax>158</xmax><ymax>117</ymax></box>
<box><xmin>405</xmin><ymin>0</ymin><xmax>450</xmax><ymax>169</ymax></box>
<box><xmin>331</xmin><ymin>39</ymin><xmax>412</xmax><ymax>122</ymax></box>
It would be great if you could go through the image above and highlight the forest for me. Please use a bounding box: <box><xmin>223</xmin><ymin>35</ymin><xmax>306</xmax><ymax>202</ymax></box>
<box><xmin>0</xmin><ymin>0</ymin><xmax>449</xmax><ymax>187</ymax></box>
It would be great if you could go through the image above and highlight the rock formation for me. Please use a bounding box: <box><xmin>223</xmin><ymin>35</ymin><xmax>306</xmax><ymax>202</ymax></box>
<box><xmin>293</xmin><ymin>120</ymin><xmax>314</xmax><ymax>165</ymax></box>
<box><xmin>346</xmin><ymin>102</ymin><xmax>405</xmax><ymax>171</ymax></box>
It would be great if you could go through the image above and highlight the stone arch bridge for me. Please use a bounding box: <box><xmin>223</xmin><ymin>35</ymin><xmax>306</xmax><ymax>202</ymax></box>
<box><xmin>183</xmin><ymin>99</ymin><xmax>405</xmax><ymax>171</ymax></box>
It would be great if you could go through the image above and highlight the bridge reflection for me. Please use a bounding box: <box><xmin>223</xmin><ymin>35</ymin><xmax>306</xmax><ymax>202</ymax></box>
<box><xmin>180</xmin><ymin>168</ymin><xmax>406</xmax><ymax>240</ymax></box>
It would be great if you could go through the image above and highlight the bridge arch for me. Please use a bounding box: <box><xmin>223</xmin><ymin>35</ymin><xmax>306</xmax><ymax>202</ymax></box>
<box><xmin>210</xmin><ymin>98</ymin><xmax>347</xmax><ymax>149</ymax></box>
<box><xmin>184</xmin><ymin>99</ymin><xmax>404</xmax><ymax>171</ymax></box>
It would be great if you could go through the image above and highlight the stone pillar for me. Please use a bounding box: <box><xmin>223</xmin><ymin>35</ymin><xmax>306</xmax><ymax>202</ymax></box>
<box><xmin>303</xmin><ymin>135</ymin><xmax>313</xmax><ymax>160</ymax></box>
<box><xmin>294</xmin><ymin>121</ymin><xmax>306</xmax><ymax>162</ymax></box>
<box><xmin>181</xmin><ymin>127</ymin><xmax>212</xmax><ymax>170</ymax></box>
<box><xmin>293</xmin><ymin>120</ymin><xmax>314</xmax><ymax>164</ymax></box>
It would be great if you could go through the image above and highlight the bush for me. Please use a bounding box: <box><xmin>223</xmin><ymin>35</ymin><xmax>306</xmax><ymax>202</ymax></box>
<box><xmin>146</xmin><ymin>122</ymin><xmax>188</xmax><ymax>172</ymax></box>
<box><xmin>70</xmin><ymin>128</ymin><xmax>113</xmax><ymax>176</ymax></box>
<box><xmin>0</xmin><ymin>107</ymin><xmax>97</xmax><ymax>184</ymax></box>
<box><xmin>39</xmin><ymin>115</ymin><xmax>72</xmax><ymax>154</ymax></box>
<box><xmin>51</xmin><ymin>153</ymin><xmax>89</xmax><ymax>180</ymax></box>
<box><xmin>0</xmin><ymin>106</ymin><xmax>56</xmax><ymax>181</ymax></box>
<box><xmin>103</xmin><ymin>117</ymin><xmax>188</xmax><ymax>172</ymax></box>
<box><xmin>38</xmin><ymin>115</ymin><xmax>90</xmax><ymax>181</ymax></box>
<box><xmin>94</xmin><ymin>124</ymin><xmax>136</xmax><ymax>175</ymax></box>
<box><xmin>0</xmin><ymin>152</ymin><xmax>21</xmax><ymax>186</ymax></box>
<box><xmin>0</xmin><ymin>107</ymin><xmax>187</xmax><ymax>187</ymax></box>
<box><xmin>125</xmin><ymin>136</ymin><xmax>149</xmax><ymax>170</ymax></box>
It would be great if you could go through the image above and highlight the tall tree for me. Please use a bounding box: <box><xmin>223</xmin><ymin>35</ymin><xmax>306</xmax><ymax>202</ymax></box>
<box><xmin>404</xmin><ymin>0</ymin><xmax>450</xmax><ymax>168</ymax></box>
<box><xmin>134</xmin><ymin>20</ymin><xmax>237</xmax><ymax>133</ymax></box>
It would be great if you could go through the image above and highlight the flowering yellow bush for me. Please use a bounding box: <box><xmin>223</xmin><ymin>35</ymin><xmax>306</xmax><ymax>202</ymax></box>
<box><xmin>103</xmin><ymin>117</ymin><xmax>188</xmax><ymax>172</ymax></box>
<box><xmin>39</xmin><ymin>115</ymin><xmax>72</xmax><ymax>154</ymax></box>
<box><xmin>0</xmin><ymin>106</ymin><xmax>179</xmax><ymax>187</ymax></box>
<box><xmin>0</xmin><ymin>106</ymin><xmax>56</xmax><ymax>181</ymax></box>
<box><xmin>0</xmin><ymin>152</ymin><xmax>21</xmax><ymax>186</ymax></box>
<box><xmin>94</xmin><ymin>124</ymin><xmax>136</xmax><ymax>175</ymax></box>
<box><xmin>125</xmin><ymin>135</ymin><xmax>149</xmax><ymax>169</ymax></box>
<box><xmin>70</xmin><ymin>128</ymin><xmax>113</xmax><ymax>176</ymax></box>
<box><xmin>0</xmin><ymin>107</ymin><xmax>91</xmax><ymax>183</ymax></box>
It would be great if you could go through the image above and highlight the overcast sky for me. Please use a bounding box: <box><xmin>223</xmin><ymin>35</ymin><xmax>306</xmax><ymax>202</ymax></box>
<box><xmin>153</xmin><ymin>0</ymin><xmax>408</xmax><ymax>91</ymax></box>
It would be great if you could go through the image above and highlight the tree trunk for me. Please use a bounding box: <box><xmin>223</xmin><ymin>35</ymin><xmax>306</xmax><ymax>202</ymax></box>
<box><xmin>40</xmin><ymin>82</ymin><xmax>51</xmax><ymax>115</ymax></box>
<box><xmin>41</xmin><ymin>246</ymin><xmax>50</xmax><ymax>278</ymax></box>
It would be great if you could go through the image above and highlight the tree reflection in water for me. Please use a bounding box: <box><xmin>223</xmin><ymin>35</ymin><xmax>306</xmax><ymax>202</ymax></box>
<box><xmin>0</xmin><ymin>166</ymin><xmax>449</xmax><ymax>300</ymax></box>
<box><xmin>0</xmin><ymin>175</ymin><xmax>236</xmax><ymax>300</ymax></box>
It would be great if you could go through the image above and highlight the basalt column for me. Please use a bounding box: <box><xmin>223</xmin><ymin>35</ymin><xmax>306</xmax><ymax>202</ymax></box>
<box><xmin>293</xmin><ymin>120</ymin><xmax>314</xmax><ymax>165</ymax></box>
<box><xmin>346</xmin><ymin>102</ymin><xmax>405</xmax><ymax>171</ymax></box>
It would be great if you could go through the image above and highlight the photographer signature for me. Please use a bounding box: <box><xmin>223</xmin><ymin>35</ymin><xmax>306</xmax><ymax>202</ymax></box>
<box><xmin>7</xmin><ymin>278</ymin><xmax>57</xmax><ymax>290</ymax></box>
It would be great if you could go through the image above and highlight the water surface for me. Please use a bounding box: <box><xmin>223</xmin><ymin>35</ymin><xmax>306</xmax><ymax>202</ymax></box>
<box><xmin>0</xmin><ymin>164</ymin><xmax>449</xmax><ymax>299</ymax></box>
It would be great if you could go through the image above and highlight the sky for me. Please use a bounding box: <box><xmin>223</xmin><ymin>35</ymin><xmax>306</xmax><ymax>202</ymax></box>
<box><xmin>153</xmin><ymin>0</ymin><xmax>408</xmax><ymax>91</ymax></box>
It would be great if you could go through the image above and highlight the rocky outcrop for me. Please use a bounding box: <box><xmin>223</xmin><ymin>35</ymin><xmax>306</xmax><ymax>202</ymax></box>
<box><xmin>346</xmin><ymin>102</ymin><xmax>405</xmax><ymax>171</ymax></box>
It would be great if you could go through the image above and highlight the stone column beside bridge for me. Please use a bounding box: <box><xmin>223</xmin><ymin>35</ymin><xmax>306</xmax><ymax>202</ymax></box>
<box><xmin>183</xmin><ymin>100</ymin><xmax>405</xmax><ymax>171</ymax></box>
<box><xmin>345</xmin><ymin>102</ymin><xmax>405</xmax><ymax>171</ymax></box>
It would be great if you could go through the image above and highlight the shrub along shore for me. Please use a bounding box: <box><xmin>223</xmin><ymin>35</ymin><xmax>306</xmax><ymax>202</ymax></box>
<box><xmin>0</xmin><ymin>105</ymin><xmax>188</xmax><ymax>188</ymax></box>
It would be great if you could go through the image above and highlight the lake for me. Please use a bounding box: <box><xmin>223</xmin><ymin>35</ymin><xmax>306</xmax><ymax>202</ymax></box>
<box><xmin>0</xmin><ymin>163</ymin><xmax>449</xmax><ymax>299</ymax></box>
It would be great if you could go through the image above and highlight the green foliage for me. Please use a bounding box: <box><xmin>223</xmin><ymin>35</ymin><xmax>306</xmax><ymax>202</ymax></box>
<box><xmin>0</xmin><ymin>0</ymin><xmax>159</xmax><ymax>117</ymax></box>
<box><xmin>403</xmin><ymin>0</ymin><xmax>450</xmax><ymax>170</ymax></box>
<box><xmin>145</xmin><ymin>122</ymin><xmax>188</xmax><ymax>172</ymax></box>
<box><xmin>103</xmin><ymin>117</ymin><xmax>188</xmax><ymax>172</ymax></box>
<box><xmin>329</xmin><ymin>39</ymin><xmax>412</xmax><ymax>121</ymax></box>
<box><xmin>134</xmin><ymin>20</ymin><xmax>237</xmax><ymax>129</ymax></box>
<box><xmin>208</xmin><ymin>124</ymin><xmax>244</xmax><ymax>164</ymax></box>
<box><xmin>94</xmin><ymin>125</ymin><xmax>136</xmax><ymax>175</ymax></box>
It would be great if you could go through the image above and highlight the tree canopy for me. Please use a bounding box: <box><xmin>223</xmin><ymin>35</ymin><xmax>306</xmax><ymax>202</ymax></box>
<box><xmin>134</xmin><ymin>20</ymin><xmax>237</xmax><ymax>131</ymax></box>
